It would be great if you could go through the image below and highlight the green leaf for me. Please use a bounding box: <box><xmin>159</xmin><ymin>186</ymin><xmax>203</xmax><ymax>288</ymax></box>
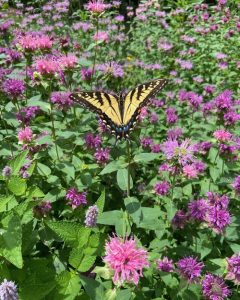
<box><xmin>97</xmin><ymin>210</ymin><xmax>123</xmax><ymax>226</ymax></box>
<box><xmin>229</xmin><ymin>243</ymin><xmax>240</xmax><ymax>253</ymax></box>
<box><xmin>117</xmin><ymin>169</ymin><xmax>133</xmax><ymax>191</ymax></box>
<box><xmin>96</xmin><ymin>189</ymin><xmax>105</xmax><ymax>214</ymax></box>
<box><xmin>57</xmin><ymin>162</ymin><xmax>75</xmax><ymax>179</ymax></box>
<box><xmin>7</xmin><ymin>176</ymin><xmax>27</xmax><ymax>196</ymax></box>
<box><xmin>100</xmin><ymin>160</ymin><xmax>127</xmax><ymax>175</ymax></box>
<box><xmin>183</xmin><ymin>183</ymin><xmax>192</xmax><ymax>196</ymax></box>
<box><xmin>133</xmin><ymin>153</ymin><xmax>159</xmax><ymax>163</ymax></box>
<box><xmin>79</xmin><ymin>275</ymin><xmax>105</xmax><ymax>300</ymax></box>
<box><xmin>45</xmin><ymin>220</ymin><xmax>84</xmax><ymax>245</ymax></box>
<box><xmin>20</xmin><ymin>258</ymin><xmax>56</xmax><ymax>300</ymax></box>
<box><xmin>0</xmin><ymin>195</ymin><xmax>16</xmax><ymax>212</ymax></box>
<box><xmin>161</xmin><ymin>273</ymin><xmax>178</xmax><ymax>288</ymax></box>
<box><xmin>54</xmin><ymin>271</ymin><xmax>81</xmax><ymax>300</ymax></box>
<box><xmin>209</xmin><ymin>166</ymin><xmax>220</xmax><ymax>182</ymax></box>
<box><xmin>70</xmin><ymin>248</ymin><xmax>96</xmax><ymax>272</ymax></box>
<box><xmin>48</xmin><ymin>145</ymin><xmax>64</xmax><ymax>161</ymax></box>
<box><xmin>116</xmin><ymin>289</ymin><xmax>132</xmax><ymax>300</ymax></box>
<box><xmin>9</xmin><ymin>150</ymin><xmax>28</xmax><ymax>175</ymax></box>
<box><xmin>37</xmin><ymin>162</ymin><xmax>52</xmax><ymax>176</ymax></box>
<box><xmin>28</xmin><ymin>95</ymin><xmax>50</xmax><ymax>112</ymax></box>
<box><xmin>0</xmin><ymin>213</ymin><xmax>22</xmax><ymax>268</ymax></box>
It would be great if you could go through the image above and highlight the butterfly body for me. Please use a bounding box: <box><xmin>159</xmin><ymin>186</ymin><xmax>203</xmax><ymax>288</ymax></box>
<box><xmin>70</xmin><ymin>79</ymin><xmax>168</xmax><ymax>139</ymax></box>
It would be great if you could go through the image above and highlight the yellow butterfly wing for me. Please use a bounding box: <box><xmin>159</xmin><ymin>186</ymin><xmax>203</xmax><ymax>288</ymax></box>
<box><xmin>122</xmin><ymin>79</ymin><xmax>168</xmax><ymax>125</ymax></box>
<box><xmin>70</xmin><ymin>92</ymin><xmax>122</xmax><ymax>130</ymax></box>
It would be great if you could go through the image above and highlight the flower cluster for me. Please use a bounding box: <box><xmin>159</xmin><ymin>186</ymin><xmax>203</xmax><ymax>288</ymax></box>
<box><xmin>66</xmin><ymin>188</ymin><xmax>87</xmax><ymax>209</ymax></box>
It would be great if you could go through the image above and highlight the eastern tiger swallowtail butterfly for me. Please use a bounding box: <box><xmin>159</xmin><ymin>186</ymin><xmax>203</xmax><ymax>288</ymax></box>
<box><xmin>70</xmin><ymin>79</ymin><xmax>168</xmax><ymax>139</ymax></box>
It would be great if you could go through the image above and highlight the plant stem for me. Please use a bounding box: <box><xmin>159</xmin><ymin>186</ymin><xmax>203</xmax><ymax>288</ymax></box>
<box><xmin>91</xmin><ymin>16</ymin><xmax>99</xmax><ymax>89</ymax></box>
<box><xmin>48</xmin><ymin>85</ymin><xmax>60</xmax><ymax>161</ymax></box>
<box><xmin>126</xmin><ymin>140</ymin><xmax>131</xmax><ymax>197</ymax></box>
<box><xmin>0</xmin><ymin>107</ymin><xmax>13</xmax><ymax>156</ymax></box>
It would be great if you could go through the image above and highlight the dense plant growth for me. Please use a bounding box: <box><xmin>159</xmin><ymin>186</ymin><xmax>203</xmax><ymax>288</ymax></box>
<box><xmin>0</xmin><ymin>0</ymin><xmax>240</xmax><ymax>299</ymax></box>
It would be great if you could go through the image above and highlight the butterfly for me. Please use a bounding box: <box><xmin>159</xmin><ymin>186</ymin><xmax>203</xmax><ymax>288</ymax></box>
<box><xmin>70</xmin><ymin>79</ymin><xmax>168</xmax><ymax>139</ymax></box>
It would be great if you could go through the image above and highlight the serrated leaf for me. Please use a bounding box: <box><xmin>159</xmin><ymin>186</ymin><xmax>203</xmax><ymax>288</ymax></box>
<box><xmin>45</xmin><ymin>220</ymin><xmax>84</xmax><ymax>245</ymax></box>
<box><xmin>9</xmin><ymin>150</ymin><xmax>28</xmax><ymax>175</ymax></box>
<box><xmin>78</xmin><ymin>255</ymin><xmax>96</xmax><ymax>272</ymax></box>
<box><xmin>0</xmin><ymin>195</ymin><xmax>15</xmax><ymax>212</ymax></box>
<box><xmin>0</xmin><ymin>213</ymin><xmax>22</xmax><ymax>268</ymax></box>
<box><xmin>7</xmin><ymin>176</ymin><xmax>27</xmax><ymax>196</ymax></box>
<box><xmin>54</xmin><ymin>271</ymin><xmax>81</xmax><ymax>300</ymax></box>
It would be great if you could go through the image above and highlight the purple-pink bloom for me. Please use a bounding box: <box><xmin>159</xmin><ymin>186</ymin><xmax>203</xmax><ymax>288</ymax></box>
<box><xmin>213</xmin><ymin>129</ymin><xmax>232</xmax><ymax>142</ymax></box>
<box><xmin>206</xmin><ymin>207</ymin><xmax>231</xmax><ymax>234</ymax></box>
<box><xmin>206</xmin><ymin>192</ymin><xmax>229</xmax><ymax>210</ymax></box>
<box><xmin>188</xmin><ymin>199</ymin><xmax>209</xmax><ymax>221</ymax></box>
<box><xmin>166</xmin><ymin>107</ymin><xmax>178</xmax><ymax>124</ymax></box>
<box><xmin>0</xmin><ymin>279</ymin><xmax>18</xmax><ymax>300</ymax></box>
<box><xmin>140</xmin><ymin>137</ymin><xmax>153</xmax><ymax>148</ymax></box>
<box><xmin>94</xmin><ymin>148</ymin><xmax>110</xmax><ymax>164</ymax></box>
<box><xmin>214</xmin><ymin>90</ymin><xmax>233</xmax><ymax>111</ymax></box>
<box><xmin>18</xmin><ymin>127</ymin><xmax>33</xmax><ymax>143</ymax></box>
<box><xmin>183</xmin><ymin>164</ymin><xmax>199</xmax><ymax>178</ymax></box>
<box><xmin>81</xmin><ymin>68</ymin><xmax>93</xmax><ymax>81</ymax></box>
<box><xmin>172</xmin><ymin>210</ymin><xmax>188</xmax><ymax>229</ymax></box>
<box><xmin>161</xmin><ymin>139</ymin><xmax>195</xmax><ymax>166</ymax></box>
<box><xmin>176</xmin><ymin>257</ymin><xmax>204</xmax><ymax>282</ymax></box>
<box><xmin>84</xmin><ymin>205</ymin><xmax>99</xmax><ymax>227</ymax></box>
<box><xmin>224</xmin><ymin>111</ymin><xmax>240</xmax><ymax>126</ymax></box>
<box><xmin>33</xmin><ymin>201</ymin><xmax>52</xmax><ymax>218</ymax></box>
<box><xmin>2</xmin><ymin>78</ymin><xmax>25</xmax><ymax>98</ymax></box>
<box><xmin>151</xmin><ymin>144</ymin><xmax>161</xmax><ymax>153</ymax></box>
<box><xmin>167</xmin><ymin>128</ymin><xmax>182</xmax><ymax>140</ymax></box>
<box><xmin>85</xmin><ymin>133</ymin><xmax>101</xmax><ymax>149</ymax></box>
<box><xmin>16</xmin><ymin>106</ymin><xmax>40</xmax><ymax>125</ymax></box>
<box><xmin>85</xmin><ymin>0</ymin><xmax>108</xmax><ymax>13</ymax></box>
<box><xmin>2</xmin><ymin>166</ymin><xmax>12</xmax><ymax>177</ymax></box>
<box><xmin>154</xmin><ymin>181</ymin><xmax>170</xmax><ymax>196</ymax></box>
<box><xmin>66</xmin><ymin>188</ymin><xmax>87</xmax><ymax>209</ymax></box>
<box><xmin>156</xmin><ymin>257</ymin><xmax>174</xmax><ymax>272</ymax></box>
<box><xmin>103</xmin><ymin>236</ymin><xmax>149</xmax><ymax>285</ymax></box>
<box><xmin>50</xmin><ymin>92</ymin><xmax>73</xmax><ymax>110</ymax></box>
<box><xmin>97</xmin><ymin>62</ymin><xmax>124</xmax><ymax>78</ymax></box>
<box><xmin>202</xmin><ymin>273</ymin><xmax>230</xmax><ymax>300</ymax></box>
<box><xmin>232</xmin><ymin>175</ymin><xmax>240</xmax><ymax>194</ymax></box>
<box><xmin>226</xmin><ymin>254</ymin><xmax>240</xmax><ymax>284</ymax></box>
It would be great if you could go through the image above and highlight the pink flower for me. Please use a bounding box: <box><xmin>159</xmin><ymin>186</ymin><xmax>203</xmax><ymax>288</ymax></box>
<box><xmin>139</xmin><ymin>107</ymin><xmax>148</xmax><ymax>121</ymax></box>
<box><xmin>94</xmin><ymin>148</ymin><xmax>110</xmax><ymax>164</ymax></box>
<box><xmin>103</xmin><ymin>236</ymin><xmax>149</xmax><ymax>285</ymax></box>
<box><xmin>85</xmin><ymin>0</ymin><xmax>108</xmax><ymax>13</ymax></box>
<box><xmin>59</xmin><ymin>54</ymin><xmax>78</xmax><ymax>70</ymax></box>
<box><xmin>93</xmin><ymin>31</ymin><xmax>109</xmax><ymax>42</ymax></box>
<box><xmin>35</xmin><ymin>58</ymin><xmax>60</xmax><ymax>76</ymax></box>
<box><xmin>18</xmin><ymin>127</ymin><xmax>33</xmax><ymax>143</ymax></box>
<box><xmin>213</xmin><ymin>129</ymin><xmax>232</xmax><ymax>142</ymax></box>
<box><xmin>17</xmin><ymin>34</ymin><xmax>52</xmax><ymax>52</ymax></box>
<box><xmin>183</xmin><ymin>164</ymin><xmax>199</xmax><ymax>178</ymax></box>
